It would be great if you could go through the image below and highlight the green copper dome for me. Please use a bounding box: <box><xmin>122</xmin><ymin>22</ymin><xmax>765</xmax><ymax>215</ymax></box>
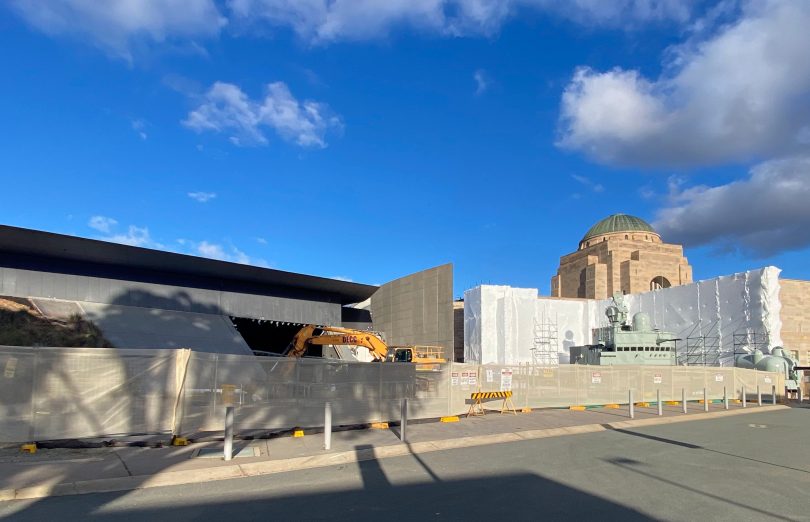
<box><xmin>581</xmin><ymin>214</ymin><xmax>657</xmax><ymax>243</ymax></box>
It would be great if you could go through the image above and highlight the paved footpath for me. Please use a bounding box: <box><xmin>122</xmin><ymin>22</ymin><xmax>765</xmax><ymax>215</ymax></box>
<box><xmin>0</xmin><ymin>407</ymin><xmax>807</xmax><ymax>521</ymax></box>
<box><xmin>0</xmin><ymin>402</ymin><xmax>792</xmax><ymax>501</ymax></box>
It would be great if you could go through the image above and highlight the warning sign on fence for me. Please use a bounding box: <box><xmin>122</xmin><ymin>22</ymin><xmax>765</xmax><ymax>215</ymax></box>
<box><xmin>764</xmin><ymin>377</ymin><xmax>772</xmax><ymax>384</ymax></box>
<box><xmin>461</xmin><ymin>372</ymin><xmax>469</xmax><ymax>386</ymax></box>
<box><xmin>592</xmin><ymin>372</ymin><xmax>602</xmax><ymax>384</ymax></box>
<box><xmin>469</xmin><ymin>373</ymin><xmax>477</xmax><ymax>386</ymax></box>
<box><xmin>715</xmin><ymin>374</ymin><xmax>724</xmax><ymax>382</ymax></box>
<box><xmin>500</xmin><ymin>368</ymin><xmax>513</xmax><ymax>391</ymax></box>
<box><xmin>653</xmin><ymin>373</ymin><xmax>662</xmax><ymax>384</ymax></box>
<box><xmin>486</xmin><ymin>369</ymin><xmax>494</xmax><ymax>383</ymax></box>
<box><xmin>451</xmin><ymin>372</ymin><xmax>459</xmax><ymax>386</ymax></box>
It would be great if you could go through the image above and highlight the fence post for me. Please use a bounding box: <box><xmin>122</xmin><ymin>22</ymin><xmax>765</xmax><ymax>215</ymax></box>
<box><xmin>401</xmin><ymin>398</ymin><xmax>408</xmax><ymax>442</ymax></box>
<box><xmin>682</xmin><ymin>388</ymin><xmax>687</xmax><ymax>414</ymax></box>
<box><xmin>724</xmin><ymin>386</ymin><xmax>728</xmax><ymax>410</ymax></box>
<box><xmin>772</xmin><ymin>384</ymin><xmax>777</xmax><ymax>405</ymax></box>
<box><xmin>757</xmin><ymin>385</ymin><xmax>762</xmax><ymax>406</ymax></box>
<box><xmin>657</xmin><ymin>389</ymin><xmax>662</xmax><ymax>416</ymax></box>
<box><xmin>224</xmin><ymin>405</ymin><xmax>234</xmax><ymax>461</ymax></box>
<box><xmin>800</xmin><ymin>386</ymin><xmax>804</xmax><ymax>403</ymax></box>
<box><xmin>629</xmin><ymin>389</ymin><xmax>634</xmax><ymax>419</ymax></box>
<box><xmin>703</xmin><ymin>388</ymin><xmax>709</xmax><ymax>412</ymax></box>
<box><xmin>742</xmin><ymin>385</ymin><xmax>747</xmax><ymax>408</ymax></box>
<box><xmin>324</xmin><ymin>402</ymin><xmax>332</xmax><ymax>450</ymax></box>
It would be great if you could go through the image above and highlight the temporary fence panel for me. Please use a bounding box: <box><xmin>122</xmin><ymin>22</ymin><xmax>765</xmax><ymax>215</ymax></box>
<box><xmin>0</xmin><ymin>346</ymin><xmax>178</xmax><ymax>442</ymax></box>
<box><xmin>176</xmin><ymin>353</ymin><xmax>416</xmax><ymax>434</ymax></box>
<box><xmin>0</xmin><ymin>346</ymin><xmax>786</xmax><ymax>443</ymax></box>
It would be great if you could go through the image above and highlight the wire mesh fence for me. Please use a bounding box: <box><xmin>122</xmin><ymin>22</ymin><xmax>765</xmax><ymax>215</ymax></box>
<box><xmin>0</xmin><ymin>346</ymin><xmax>785</xmax><ymax>442</ymax></box>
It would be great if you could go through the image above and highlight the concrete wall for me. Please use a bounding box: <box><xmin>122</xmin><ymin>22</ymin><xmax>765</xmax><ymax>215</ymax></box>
<box><xmin>0</xmin><ymin>266</ymin><xmax>341</xmax><ymax>326</ymax></box>
<box><xmin>780</xmin><ymin>278</ymin><xmax>810</xmax><ymax>395</ymax></box>
<box><xmin>369</xmin><ymin>264</ymin><xmax>454</xmax><ymax>360</ymax></box>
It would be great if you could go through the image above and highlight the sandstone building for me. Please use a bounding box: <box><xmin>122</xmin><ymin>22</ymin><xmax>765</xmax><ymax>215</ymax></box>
<box><xmin>551</xmin><ymin>214</ymin><xmax>693</xmax><ymax>299</ymax></box>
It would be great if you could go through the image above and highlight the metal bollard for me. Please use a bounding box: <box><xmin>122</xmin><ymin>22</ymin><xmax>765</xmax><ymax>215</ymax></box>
<box><xmin>757</xmin><ymin>385</ymin><xmax>762</xmax><ymax>406</ymax></box>
<box><xmin>629</xmin><ymin>389</ymin><xmax>634</xmax><ymax>419</ymax></box>
<box><xmin>742</xmin><ymin>385</ymin><xmax>747</xmax><ymax>408</ymax></box>
<box><xmin>772</xmin><ymin>385</ymin><xmax>777</xmax><ymax>405</ymax></box>
<box><xmin>703</xmin><ymin>388</ymin><xmax>709</xmax><ymax>412</ymax></box>
<box><xmin>224</xmin><ymin>405</ymin><xmax>234</xmax><ymax>461</ymax></box>
<box><xmin>724</xmin><ymin>386</ymin><xmax>729</xmax><ymax>410</ymax></box>
<box><xmin>324</xmin><ymin>402</ymin><xmax>332</xmax><ymax>450</ymax></box>
<box><xmin>682</xmin><ymin>388</ymin><xmax>687</xmax><ymax>414</ymax></box>
<box><xmin>400</xmin><ymin>398</ymin><xmax>408</xmax><ymax>442</ymax></box>
<box><xmin>657</xmin><ymin>389</ymin><xmax>662</xmax><ymax>416</ymax></box>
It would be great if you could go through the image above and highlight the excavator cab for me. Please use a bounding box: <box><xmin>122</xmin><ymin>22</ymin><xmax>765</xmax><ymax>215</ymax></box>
<box><xmin>390</xmin><ymin>348</ymin><xmax>413</xmax><ymax>363</ymax></box>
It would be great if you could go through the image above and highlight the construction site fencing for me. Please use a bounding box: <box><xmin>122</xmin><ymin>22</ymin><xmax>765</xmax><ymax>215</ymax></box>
<box><xmin>0</xmin><ymin>346</ymin><xmax>784</xmax><ymax>443</ymax></box>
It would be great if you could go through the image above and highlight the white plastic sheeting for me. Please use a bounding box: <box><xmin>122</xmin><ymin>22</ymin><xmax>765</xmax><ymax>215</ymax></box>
<box><xmin>464</xmin><ymin>267</ymin><xmax>783</xmax><ymax>366</ymax></box>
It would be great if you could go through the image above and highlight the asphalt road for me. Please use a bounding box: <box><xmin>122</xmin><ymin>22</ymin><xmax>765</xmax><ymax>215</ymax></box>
<box><xmin>1</xmin><ymin>408</ymin><xmax>808</xmax><ymax>521</ymax></box>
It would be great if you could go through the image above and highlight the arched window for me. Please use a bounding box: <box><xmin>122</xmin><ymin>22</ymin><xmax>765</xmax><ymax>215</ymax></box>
<box><xmin>650</xmin><ymin>276</ymin><xmax>671</xmax><ymax>290</ymax></box>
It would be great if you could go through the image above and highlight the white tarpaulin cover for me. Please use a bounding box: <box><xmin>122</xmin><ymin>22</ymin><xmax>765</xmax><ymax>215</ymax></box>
<box><xmin>464</xmin><ymin>267</ymin><xmax>783</xmax><ymax>366</ymax></box>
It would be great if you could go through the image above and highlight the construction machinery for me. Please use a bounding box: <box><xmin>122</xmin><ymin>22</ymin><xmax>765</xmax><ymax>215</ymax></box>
<box><xmin>285</xmin><ymin>324</ymin><xmax>446</xmax><ymax>368</ymax></box>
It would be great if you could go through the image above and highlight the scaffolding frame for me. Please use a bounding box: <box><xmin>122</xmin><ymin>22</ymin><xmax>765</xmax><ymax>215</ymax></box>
<box><xmin>682</xmin><ymin>320</ymin><xmax>721</xmax><ymax>366</ymax></box>
<box><xmin>532</xmin><ymin>312</ymin><xmax>559</xmax><ymax>366</ymax></box>
<box><xmin>733</xmin><ymin>330</ymin><xmax>770</xmax><ymax>359</ymax></box>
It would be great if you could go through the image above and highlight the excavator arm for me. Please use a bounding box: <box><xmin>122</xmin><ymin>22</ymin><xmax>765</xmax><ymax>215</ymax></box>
<box><xmin>286</xmin><ymin>325</ymin><xmax>389</xmax><ymax>360</ymax></box>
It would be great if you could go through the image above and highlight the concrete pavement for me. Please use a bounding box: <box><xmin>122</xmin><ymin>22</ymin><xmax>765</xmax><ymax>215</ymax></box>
<box><xmin>0</xmin><ymin>401</ymin><xmax>789</xmax><ymax>501</ymax></box>
<box><xmin>0</xmin><ymin>408</ymin><xmax>806</xmax><ymax>521</ymax></box>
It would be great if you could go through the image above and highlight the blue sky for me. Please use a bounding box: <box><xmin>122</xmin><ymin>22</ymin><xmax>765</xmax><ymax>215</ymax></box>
<box><xmin>2</xmin><ymin>1</ymin><xmax>810</xmax><ymax>297</ymax></box>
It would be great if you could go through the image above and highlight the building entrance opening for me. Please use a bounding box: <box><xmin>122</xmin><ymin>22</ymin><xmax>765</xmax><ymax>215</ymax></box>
<box><xmin>650</xmin><ymin>276</ymin><xmax>671</xmax><ymax>291</ymax></box>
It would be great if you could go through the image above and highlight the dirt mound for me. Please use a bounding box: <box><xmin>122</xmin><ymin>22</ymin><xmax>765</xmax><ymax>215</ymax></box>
<box><xmin>0</xmin><ymin>297</ymin><xmax>113</xmax><ymax>348</ymax></box>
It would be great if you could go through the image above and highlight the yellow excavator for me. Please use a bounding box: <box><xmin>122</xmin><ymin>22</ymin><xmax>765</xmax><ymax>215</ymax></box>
<box><xmin>285</xmin><ymin>324</ymin><xmax>446</xmax><ymax>368</ymax></box>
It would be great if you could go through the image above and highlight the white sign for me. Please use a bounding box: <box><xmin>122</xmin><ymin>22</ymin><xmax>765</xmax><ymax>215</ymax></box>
<box><xmin>764</xmin><ymin>377</ymin><xmax>772</xmax><ymax>384</ymax></box>
<box><xmin>500</xmin><ymin>368</ymin><xmax>513</xmax><ymax>391</ymax></box>
<box><xmin>486</xmin><ymin>369</ymin><xmax>494</xmax><ymax>383</ymax></box>
<box><xmin>715</xmin><ymin>374</ymin><xmax>724</xmax><ymax>382</ymax></box>
<box><xmin>653</xmin><ymin>374</ymin><xmax>662</xmax><ymax>384</ymax></box>
<box><xmin>592</xmin><ymin>372</ymin><xmax>602</xmax><ymax>384</ymax></box>
<box><xmin>469</xmin><ymin>374</ymin><xmax>477</xmax><ymax>386</ymax></box>
<box><xmin>451</xmin><ymin>372</ymin><xmax>459</xmax><ymax>386</ymax></box>
<box><xmin>460</xmin><ymin>372</ymin><xmax>469</xmax><ymax>386</ymax></box>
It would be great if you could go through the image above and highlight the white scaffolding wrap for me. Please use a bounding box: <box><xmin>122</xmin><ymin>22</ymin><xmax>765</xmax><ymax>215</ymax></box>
<box><xmin>464</xmin><ymin>267</ymin><xmax>783</xmax><ymax>366</ymax></box>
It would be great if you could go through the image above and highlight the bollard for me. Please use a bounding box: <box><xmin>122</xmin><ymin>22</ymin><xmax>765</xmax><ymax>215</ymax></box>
<box><xmin>682</xmin><ymin>388</ymin><xmax>687</xmax><ymax>414</ymax></box>
<box><xmin>772</xmin><ymin>385</ymin><xmax>777</xmax><ymax>405</ymax></box>
<box><xmin>757</xmin><ymin>385</ymin><xmax>762</xmax><ymax>406</ymax></box>
<box><xmin>724</xmin><ymin>386</ymin><xmax>729</xmax><ymax>410</ymax></box>
<box><xmin>800</xmin><ymin>387</ymin><xmax>804</xmax><ymax>403</ymax></box>
<box><xmin>629</xmin><ymin>389</ymin><xmax>634</xmax><ymax>419</ymax></box>
<box><xmin>324</xmin><ymin>402</ymin><xmax>332</xmax><ymax>450</ymax></box>
<box><xmin>224</xmin><ymin>405</ymin><xmax>234</xmax><ymax>461</ymax></box>
<box><xmin>400</xmin><ymin>398</ymin><xmax>408</xmax><ymax>442</ymax></box>
<box><xmin>703</xmin><ymin>388</ymin><xmax>709</xmax><ymax>412</ymax></box>
<box><xmin>742</xmin><ymin>385</ymin><xmax>747</xmax><ymax>408</ymax></box>
<box><xmin>657</xmin><ymin>389</ymin><xmax>662</xmax><ymax>416</ymax></box>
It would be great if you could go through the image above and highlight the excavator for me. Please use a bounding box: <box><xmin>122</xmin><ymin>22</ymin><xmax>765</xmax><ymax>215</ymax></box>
<box><xmin>285</xmin><ymin>324</ymin><xmax>446</xmax><ymax>369</ymax></box>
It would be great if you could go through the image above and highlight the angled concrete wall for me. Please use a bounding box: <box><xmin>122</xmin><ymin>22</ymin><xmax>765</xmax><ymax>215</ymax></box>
<box><xmin>370</xmin><ymin>264</ymin><xmax>454</xmax><ymax>359</ymax></box>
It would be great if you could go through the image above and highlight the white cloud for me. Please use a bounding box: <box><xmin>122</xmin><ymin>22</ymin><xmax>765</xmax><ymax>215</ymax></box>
<box><xmin>131</xmin><ymin>119</ymin><xmax>147</xmax><ymax>140</ymax></box>
<box><xmin>193</xmin><ymin>240</ymin><xmax>268</xmax><ymax>266</ymax></box>
<box><xmin>188</xmin><ymin>191</ymin><xmax>217</xmax><ymax>202</ymax></box>
<box><xmin>227</xmin><ymin>0</ymin><xmax>694</xmax><ymax>44</ymax></box>
<box><xmin>653</xmin><ymin>155</ymin><xmax>810</xmax><ymax>257</ymax></box>
<box><xmin>9</xmin><ymin>0</ymin><xmax>226</xmax><ymax>60</ymax></box>
<box><xmin>571</xmin><ymin>174</ymin><xmax>605</xmax><ymax>193</ymax></box>
<box><xmin>183</xmin><ymin>81</ymin><xmax>341</xmax><ymax>147</ymax></box>
<box><xmin>473</xmin><ymin>69</ymin><xmax>490</xmax><ymax>95</ymax></box>
<box><xmin>88</xmin><ymin>215</ymin><xmax>118</xmax><ymax>234</ymax></box>
<box><xmin>108</xmin><ymin>225</ymin><xmax>162</xmax><ymax>249</ymax></box>
<box><xmin>256</xmin><ymin>237</ymin><xmax>268</xmax><ymax>244</ymax></box>
<box><xmin>558</xmin><ymin>1</ymin><xmax>810</xmax><ymax>167</ymax></box>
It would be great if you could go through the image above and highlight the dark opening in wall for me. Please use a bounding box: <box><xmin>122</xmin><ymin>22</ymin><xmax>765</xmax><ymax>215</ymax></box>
<box><xmin>230</xmin><ymin>317</ymin><xmax>311</xmax><ymax>355</ymax></box>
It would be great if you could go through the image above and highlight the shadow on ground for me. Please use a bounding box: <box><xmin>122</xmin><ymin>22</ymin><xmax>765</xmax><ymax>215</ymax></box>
<box><xmin>3</xmin><ymin>444</ymin><xmax>654</xmax><ymax>521</ymax></box>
